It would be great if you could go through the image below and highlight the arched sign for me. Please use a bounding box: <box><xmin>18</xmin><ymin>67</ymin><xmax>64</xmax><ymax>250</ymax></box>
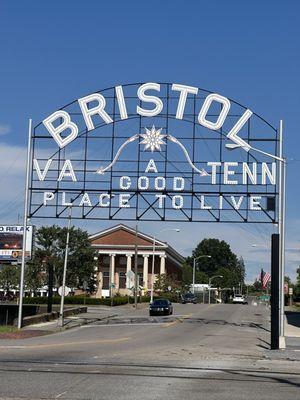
<box><xmin>29</xmin><ymin>82</ymin><xmax>279</xmax><ymax>223</ymax></box>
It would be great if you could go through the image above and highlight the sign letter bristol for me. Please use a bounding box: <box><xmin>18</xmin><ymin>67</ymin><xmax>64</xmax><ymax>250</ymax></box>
<box><xmin>30</xmin><ymin>82</ymin><xmax>280</xmax><ymax>223</ymax></box>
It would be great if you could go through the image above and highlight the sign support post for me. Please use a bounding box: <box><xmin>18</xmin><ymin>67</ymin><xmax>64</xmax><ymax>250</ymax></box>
<box><xmin>278</xmin><ymin>120</ymin><xmax>286</xmax><ymax>349</ymax></box>
<box><xmin>271</xmin><ymin>233</ymin><xmax>280</xmax><ymax>349</ymax></box>
<box><xmin>17</xmin><ymin>119</ymin><xmax>32</xmax><ymax>330</ymax></box>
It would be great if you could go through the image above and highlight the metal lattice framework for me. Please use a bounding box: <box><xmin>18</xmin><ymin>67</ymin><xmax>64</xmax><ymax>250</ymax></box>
<box><xmin>29</xmin><ymin>82</ymin><xmax>279</xmax><ymax>223</ymax></box>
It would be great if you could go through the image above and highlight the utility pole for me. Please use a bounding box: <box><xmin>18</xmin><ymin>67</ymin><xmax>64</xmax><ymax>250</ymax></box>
<box><xmin>58</xmin><ymin>205</ymin><xmax>72</xmax><ymax>327</ymax></box>
<box><xmin>192</xmin><ymin>255</ymin><xmax>211</xmax><ymax>295</ymax></box>
<box><xmin>150</xmin><ymin>235</ymin><xmax>156</xmax><ymax>304</ymax></box>
<box><xmin>192</xmin><ymin>258</ymin><xmax>196</xmax><ymax>294</ymax></box>
<box><xmin>47</xmin><ymin>263</ymin><xmax>54</xmax><ymax>313</ymax></box>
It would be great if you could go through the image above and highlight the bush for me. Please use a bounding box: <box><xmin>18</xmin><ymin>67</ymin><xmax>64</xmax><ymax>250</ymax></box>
<box><xmin>153</xmin><ymin>292</ymin><xmax>180</xmax><ymax>303</ymax></box>
<box><xmin>22</xmin><ymin>295</ymin><xmax>154</xmax><ymax>306</ymax></box>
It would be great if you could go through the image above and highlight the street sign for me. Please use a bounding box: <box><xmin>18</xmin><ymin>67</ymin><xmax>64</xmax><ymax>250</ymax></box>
<box><xmin>126</xmin><ymin>270</ymin><xmax>135</xmax><ymax>279</ymax></box>
<box><xmin>289</xmin><ymin>287</ymin><xmax>293</xmax><ymax>295</ymax></box>
<box><xmin>126</xmin><ymin>270</ymin><xmax>136</xmax><ymax>289</ymax></box>
<box><xmin>58</xmin><ymin>286</ymin><xmax>71</xmax><ymax>296</ymax></box>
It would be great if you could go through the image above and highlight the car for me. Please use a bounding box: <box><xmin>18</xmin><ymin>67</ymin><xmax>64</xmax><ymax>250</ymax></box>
<box><xmin>149</xmin><ymin>299</ymin><xmax>173</xmax><ymax>316</ymax></box>
<box><xmin>181</xmin><ymin>293</ymin><xmax>197</xmax><ymax>304</ymax></box>
<box><xmin>232</xmin><ymin>294</ymin><xmax>247</xmax><ymax>304</ymax></box>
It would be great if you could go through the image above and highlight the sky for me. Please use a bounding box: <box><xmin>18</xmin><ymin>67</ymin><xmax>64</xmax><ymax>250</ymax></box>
<box><xmin>0</xmin><ymin>0</ymin><xmax>299</xmax><ymax>283</ymax></box>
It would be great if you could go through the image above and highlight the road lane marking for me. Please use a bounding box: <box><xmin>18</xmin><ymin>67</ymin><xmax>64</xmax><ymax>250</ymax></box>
<box><xmin>0</xmin><ymin>337</ymin><xmax>131</xmax><ymax>350</ymax></box>
<box><xmin>55</xmin><ymin>390</ymin><xmax>68</xmax><ymax>398</ymax></box>
<box><xmin>162</xmin><ymin>313</ymin><xmax>192</xmax><ymax>328</ymax></box>
<box><xmin>83</xmin><ymin>323</ymin><xmax>167</xmax><ymax>327</ymax></box>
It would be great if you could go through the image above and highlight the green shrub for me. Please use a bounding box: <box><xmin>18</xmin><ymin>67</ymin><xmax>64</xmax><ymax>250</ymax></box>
<box><xmin>154</xmin><ymin>292</ymin><xmax>179</xmax><ymax>303</ymax></box>
<box><xmin>23</xmin><ymin>295</ymin><xmax>148</xmax><ymax>306</ymax></box>
<box><xmin>22</xmin><ymin>294</ymin><xmax>176</xmax><ymax>306</ymax></box>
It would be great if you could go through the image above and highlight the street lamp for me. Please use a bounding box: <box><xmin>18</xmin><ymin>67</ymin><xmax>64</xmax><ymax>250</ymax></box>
<box><xmin>208</xmin><ymin>275</ymin><xmax>223</xmax><ymax>304</ymax></box>
<box><xmin>150</xmin><ymin>228</ymin><xmax>180</xmax><ymax>303</ymax></box>
<box><xmin>192</xmin><ymin>255</ymin><xmax>211</xmax><ymax>294</ymax></box>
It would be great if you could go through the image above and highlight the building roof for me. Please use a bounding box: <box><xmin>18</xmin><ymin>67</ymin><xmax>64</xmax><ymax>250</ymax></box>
<box><xmin>89</xmin><ymin>224</ymin><xmax>185</xmax><ymax>265</ymax></box>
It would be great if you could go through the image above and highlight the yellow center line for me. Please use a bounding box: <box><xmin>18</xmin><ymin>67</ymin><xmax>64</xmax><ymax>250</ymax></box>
<box><xmin>0</xmin><ymin>337</ymin><xmax>131</xmax><ymax>350</ymax></box>
<box><xmin>162</xmin><ymin>313</ymin><xmax>193</xmax><ymax>328</ymax></box>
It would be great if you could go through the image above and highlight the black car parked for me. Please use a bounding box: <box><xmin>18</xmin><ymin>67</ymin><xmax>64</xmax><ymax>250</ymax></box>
<box><xmin>181</xmin><ymin>293</ymin><xmax>197</xmax><ymax>304</ymax></box>
<box><xmin>149</xmin><ymin>299</ymin><xmax>173</xmax><ymax>316</ymax></box>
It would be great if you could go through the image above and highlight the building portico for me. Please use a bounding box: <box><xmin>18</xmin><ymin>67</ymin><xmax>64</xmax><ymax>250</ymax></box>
<box><xmin>89</xmin><ymin>225</ymin><xmax>183</xmax><ymax>298</ymax></box>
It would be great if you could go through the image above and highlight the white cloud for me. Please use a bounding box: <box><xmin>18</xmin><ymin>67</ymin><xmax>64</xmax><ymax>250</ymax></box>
<box><xmin>0</xmin><ymin>124</ymin><xmax>11</xmax><ymax>136</ymax></box>
<box><xmin>0</xmin><ymin>143</ymin><xmax>27</xmax><ymax>223</ymax></box>
<box><xmin>0</xmin><ymin>142</ymin><xmax>27</xmax><ymax>175</ymax></box>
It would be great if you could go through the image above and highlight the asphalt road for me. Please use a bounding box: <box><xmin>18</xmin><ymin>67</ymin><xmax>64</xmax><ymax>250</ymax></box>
<box><xmin>0</xmin><ymin>303</ymin><xmax>299</xmax><ymax>399</ymax></box>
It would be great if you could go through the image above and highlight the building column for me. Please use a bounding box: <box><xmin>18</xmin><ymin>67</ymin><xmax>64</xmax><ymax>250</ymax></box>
<box><xmin>115</xmin><ymin>270</ymin><xmax>119</xmax><ymax>291</ymax></box>
<box><xmin>126</xmin><ymin>254</ymin><xmax>132</xmax><ymax>274</ymax></box>
<box><xmin>160</xmin><ymin>254</ymin><xmax>166</xmax><ymax>275</ymax></box>
<box><xmin>110</xmin><ymin>253</ymin><xmax>115</xmax><ymax>285</ymax></box>
<box><xmin>143</xmin><ymin>255</ymin><xmax>149</xmax><ymax>290</ymax></box>
<box><xmin>126</xmin><ymin>254</ymin><xmax>132</xmax><ymax>290</ymax></box>
<box><xmin>96</xmin><ymin>271</ymin><xmax>103</xmax><ymax>298</ymax></box>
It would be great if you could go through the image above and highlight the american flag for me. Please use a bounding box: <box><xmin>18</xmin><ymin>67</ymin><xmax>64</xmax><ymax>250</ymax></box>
<box><xmin>262</xmin><ymin>272</ymin><xmax>271</xmax><ymax>289</ymax></box>
<box><xmin>257</xmin><ymin>269</ymin><xmax>271</xmax><ymax>289</ymax></box>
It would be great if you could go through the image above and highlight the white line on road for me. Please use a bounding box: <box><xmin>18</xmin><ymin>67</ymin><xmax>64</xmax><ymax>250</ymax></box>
<box><xmin>55</xmin><ymin>390</ymin><xmax>68</xmax><ymax>398</ymax></box>
<box><xmin>81</xmin><ymin>323</ymin><xmax>167</xmax><ymax>327</ymax></box>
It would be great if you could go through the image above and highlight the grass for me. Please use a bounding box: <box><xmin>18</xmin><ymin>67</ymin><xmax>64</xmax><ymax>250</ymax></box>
<box><xmin>0</xmin><ymin>325</ymin><xmax>18</xmax><ymax>333</ymax></box>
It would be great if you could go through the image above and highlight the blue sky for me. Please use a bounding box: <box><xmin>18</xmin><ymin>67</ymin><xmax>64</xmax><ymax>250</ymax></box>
<box><xmin>0</xmin><ymin>1</ymin><xmax>299</xmax><ymax>282</ymax></box>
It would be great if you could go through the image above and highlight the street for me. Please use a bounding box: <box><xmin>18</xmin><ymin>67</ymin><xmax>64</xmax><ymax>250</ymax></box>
<box><xmin>0</xmin><ymin>303</ymin><xmax>299</xmax><ymax>399</ymax></box>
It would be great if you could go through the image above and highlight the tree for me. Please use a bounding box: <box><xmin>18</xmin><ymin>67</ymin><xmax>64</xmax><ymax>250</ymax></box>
<box><xmin>182</xmin><ymin>262</ymin><xmax>208</xmax><ymax>288</ymax></box>
<box><xmin>154</xmin><ymin>273</ymin><xmax>181</xmax><ymax>293</ymax></box>
<box><xmin>30</xmin><ymin>225</ymin><xmax>97</xmax><ymax>292</ymax></box>
<box><xmin>295</xmin><ymin>268</ymin><xmax>300</xmax><ymax>300</ymax></box>
<box><xmin>188</xmin><ymin>238</ymin><xmax>245</xmax><ymax>288</ymax></box>
<box><xmin>284</xmin><ymin>275</ymin><xmax>292</xmax><ymax>286</ymax></box>
<box><xmin>296</xmin><ymin>268</ymin><xmax>300</xmax><ymax>286</ymax></box>
<box><xmin>25</xmin><ymin>261</ymin><xmax>47</xmax><ymax>294</ymax></box>
<box><xmin>0</xmin><ymin>265</ymin><xmax>20</xmax><ymax>292</ymax></box>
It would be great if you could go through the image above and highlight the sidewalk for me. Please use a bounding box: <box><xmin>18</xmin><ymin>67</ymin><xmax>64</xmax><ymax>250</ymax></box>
<box><xmin>22</xmin><ymin>303</ymin><xmax>149</xmax><ymax>333</ymax></box>
<box><xmin>284</xmin><ymin>306</ymin><xmax>300</xmax><ymax>352</ymax></box>
<box><xmin>22</xmin><ymin>306</ymin><xmax>118</xmax><ymax>333</ymax></box>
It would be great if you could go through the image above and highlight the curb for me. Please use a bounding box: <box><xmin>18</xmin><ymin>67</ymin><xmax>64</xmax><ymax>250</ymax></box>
<box><xmin>50</xmin><ymin>314</ymin><xmax>119</xmax><ymax>332</ymax></box>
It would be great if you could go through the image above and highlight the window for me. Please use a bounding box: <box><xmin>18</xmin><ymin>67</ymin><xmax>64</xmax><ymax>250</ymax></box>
<box><xmin>119</xmin><ymin>256</ymin><xmax>127</xmax><ymax>265</ymax></box>
<box><xmin>138</xmin><ymin>257</ymin><xmax>143</xmax><ymax>266</ymax></box>
<box><xmin>102</xmin><ymin>271</ymin><xmax>109</xmax><ymax>289</ymax></box>
<box><xmin>119</xmin><ymin>272</ymin><xmax>126</xmax><ymax>289</ymax></box>
<box><xmin>102</xmin><ymin>256</ymin><xmax>110</xmax><ymax>266</ymax></box>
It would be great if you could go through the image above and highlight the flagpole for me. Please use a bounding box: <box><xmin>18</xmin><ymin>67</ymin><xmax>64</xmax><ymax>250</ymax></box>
<box><xmin>17</xmin><ymin>119</ymin><xmax>33</xmax><ymax>329</ymax></box>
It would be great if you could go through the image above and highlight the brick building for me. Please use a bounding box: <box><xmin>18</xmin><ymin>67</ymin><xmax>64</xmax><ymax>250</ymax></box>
<box><xmin>89</xmin><ymin>224</ymin><xmax>184</xmax><ymax>298</ymax></box>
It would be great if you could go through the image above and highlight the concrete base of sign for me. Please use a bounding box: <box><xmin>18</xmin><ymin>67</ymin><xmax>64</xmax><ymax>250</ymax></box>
<box><xmin>279</xmin><ymin>335</ymin><xmax>286</xmax><ymax>349</ymax></box>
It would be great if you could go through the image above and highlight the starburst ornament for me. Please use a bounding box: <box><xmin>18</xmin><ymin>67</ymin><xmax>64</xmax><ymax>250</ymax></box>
<box><xmin>140</xmin><ymin>125</ymin><xmax>166</xmax><ymax>152</ymax></box>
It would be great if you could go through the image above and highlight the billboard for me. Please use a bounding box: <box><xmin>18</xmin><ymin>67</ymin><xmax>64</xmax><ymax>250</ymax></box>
<box><xmin>0</xmin><ymin>226</ymin><xmax>33</xmax><ymax>261</ymax></box>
